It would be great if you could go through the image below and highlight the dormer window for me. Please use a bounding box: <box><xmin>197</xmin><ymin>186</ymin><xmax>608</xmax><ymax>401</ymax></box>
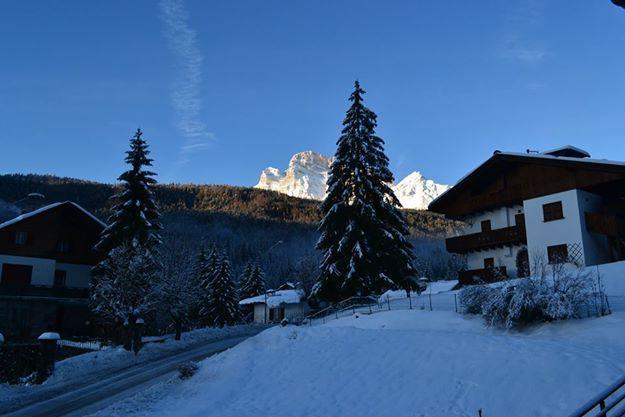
<box><xmin>14</xmin><ymin>231</ymin><xmax>28</xmax><ymax>245</ymax></box>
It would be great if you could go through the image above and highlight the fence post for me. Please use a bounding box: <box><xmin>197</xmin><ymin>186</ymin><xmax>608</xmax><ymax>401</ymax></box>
<box><xmin>429</xmin><ymin>293</ymin><xmax>433</xmax><ymax>311</ymax></box>
<box><xmin>387</xmin><ymin>295</ymin><xmax>391</xmax><ymax>311</ymax></box>
<box><xmin>454</xmin><ymin>293</ymin><xmax>458</xmax><ymax>313</ymax></box>
<box><xmin>369</xmin><ymin>304</ymin><xmax>372</xmax><ymax>314</ymax></box>
<box><xmin>36</xmin><ymin>332</ymin><xmax>60</xmax><ymax>384</ymax></box>
<box><xmin>409</xmin><ymin>295</ymin><xmax>412</xmax><ymax>310</ymax></box>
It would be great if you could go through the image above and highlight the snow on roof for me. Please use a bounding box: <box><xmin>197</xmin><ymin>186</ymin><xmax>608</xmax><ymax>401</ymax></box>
<box><xmin>0</xmin><ymin>333</ymin><xmax>4</xmax><ymax>343</ymax></box>
<box><xmin>38</xmin><ymin>332</ymin><xmax>61</xmax><ymax>341</ymax></box>
<box><xmin>541</xmin><ymin>145</ymin><xmax>590</xmax><ymax>158</ymax></box>
<box><xmin>239</xmin><ymin>289</ymin><xmax>305</xmax><ymax>307</ymax></box>
<box><xmin>0</xmin><ymin>201</ymin><xmax>106</xmax><ymax>230</ymax></box>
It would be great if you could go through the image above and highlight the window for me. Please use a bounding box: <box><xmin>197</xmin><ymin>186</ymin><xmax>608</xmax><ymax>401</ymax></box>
<box><xmin>1</xmin><ymin>264</ymin><xmax>33</xmax><ymax>286</ymax></box>
<box><xmin>481</xmin><ymin>220</ymin><xmax>492</xmax><ymax>232</ymax></box>
<box><xmin>484</xmin><ymin>258</ymin><xmax>495</xmax><ymax>269</ymax></box>
<box><xmin>54</xmin><ymin>270</ymin><xmax>67</xmax><ymax>287</ymax></box>
<box><xmin>14</xmin><ymin>231</ymin><xmax>28</xmax><ymax>245</ymax></box>
<box><xmin>57</xmin><ymin>240</ymin><xmax>70</xmax><ymax>252</ymax></box>
<box><xmin>515</xmin><ymin>213</ymin><xmax>525</xmax><ymax>227</ymax></box>
<box><xmin>547</xmin><ymin>244</ymin><xmax>569</xmax><ymax>264</ymax></box>
<box><xmin>543</xmin><ymin>202</ymin><xmax>564</xmax><ymax>222</ymax></box>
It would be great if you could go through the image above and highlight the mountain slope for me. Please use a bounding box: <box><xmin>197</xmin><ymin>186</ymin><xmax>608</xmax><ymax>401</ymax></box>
<box><xmin>255</xmin><ymin>151</ymin><xmax>450</xmax><ymax>209</ymax></box>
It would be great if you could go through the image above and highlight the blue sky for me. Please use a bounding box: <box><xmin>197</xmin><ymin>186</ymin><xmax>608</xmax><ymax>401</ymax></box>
<box><xmin>0</xmin><ymin>1</ymin><xmax>624</xmax><ymax>187</ymax></box>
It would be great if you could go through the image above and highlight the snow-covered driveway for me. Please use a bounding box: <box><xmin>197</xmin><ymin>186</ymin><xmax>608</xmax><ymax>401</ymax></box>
<box><xmin>0</xmin><ymin>328</ymin><xmax>264</xmax><ymax>417</ymax></box>
<box><xmin>87</xmin><ymin>310</ymin><xmax>625</xmax><ymax>417</ymax></box>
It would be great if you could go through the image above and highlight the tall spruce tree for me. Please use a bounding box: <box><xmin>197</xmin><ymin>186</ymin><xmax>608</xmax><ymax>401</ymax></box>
<box><xmin>95</xmin><ymin>128</ymin><xmax>162</xmax><ymax>253</ymax></box>
<box><xmin>313</xmin><ymin>81</ymin><xmax>417</xmax><ymax>302</ymax></box>
<box><xmin>239</xmin><ymin>260</ymin><xmax>266</xmax><ymax>300</ymax></box>
<box><xmin>202</xmin><ymin>250</ymin><xmax>240</xmax><ymax>327</ymax></box>
<box><xmin>91</xmin><ymin>129</ymin><xmax>162</xmax><ymax>350</ymax></box>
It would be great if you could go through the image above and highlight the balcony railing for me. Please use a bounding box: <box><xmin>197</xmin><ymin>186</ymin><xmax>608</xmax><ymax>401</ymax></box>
<box><xmin>0</xmin><ymin>284</ymin><xmax>88</xmax><ymax>299</ymax></box>
<box><xmin>446</xmin><ymin>223</ymin><xmax>526</xmax><ymax>254</ymax></box>
<box><xmin>458</xmin><ymin>267</ymin><xmax>508</xmax><ymax>286</ymax></box>
<box><xmin>585</xmin><ymin>212</ymin><xmax>625</xmax><ymax>238</ymax></box>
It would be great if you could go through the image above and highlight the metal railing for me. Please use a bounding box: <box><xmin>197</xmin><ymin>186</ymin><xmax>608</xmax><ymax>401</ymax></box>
<box><xmin>306</xmin><ymin>291</ymin><xmax>459</xmax><ymax>326</ymax></box>
<box><xmin>569</xmin><ymin>375</ymin><xmax>625</xmax><ymax>417</ymax></box>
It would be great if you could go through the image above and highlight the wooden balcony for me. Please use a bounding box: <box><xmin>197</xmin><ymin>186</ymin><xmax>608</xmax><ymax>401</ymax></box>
<box><xmin>445</xmin><ymin>223</ymin><xmax>526</xmax><ymax>254</ymax></box>
<box><xmin>0</xmin><ymin>284</ymin><xmax>88</xmax><ymax>299</ymax></box>
<box><xmin>458</xmin><ymin>267</ymin><xmax>507</xmax><ymax>286</ymax></box>
<box><xmin>585</xmin><ymin>212</ymin><xmax>625</xmax><ymax>238</ymax></box>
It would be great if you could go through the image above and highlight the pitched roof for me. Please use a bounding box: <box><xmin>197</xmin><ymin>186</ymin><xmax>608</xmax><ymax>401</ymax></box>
<box><xmin>0</xmin><ymin>201</ymin><xmax>106</xmax><ymax>231</ymax></box>
<box><xmin>429</xmin><ymin>150</ymin><xmax>625</xmax><ymax>215</ymax></box>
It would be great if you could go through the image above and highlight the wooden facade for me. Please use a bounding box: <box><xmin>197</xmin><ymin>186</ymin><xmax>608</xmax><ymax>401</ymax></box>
<box><xmin>0</xmin><ymin>202</ymin><xmax>105</xmax><ymax>265</ymax></box>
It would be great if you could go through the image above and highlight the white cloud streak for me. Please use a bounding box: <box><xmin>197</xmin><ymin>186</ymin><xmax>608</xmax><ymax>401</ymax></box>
<box><xmin>498</xmin><ymin>0</ymin><xmax>549</xmax><ymax>64</ymax></box>
<box><xmin>159</xmin><ymin>0</ymin><xmax>214</xmax><ymax>167</ymax></box>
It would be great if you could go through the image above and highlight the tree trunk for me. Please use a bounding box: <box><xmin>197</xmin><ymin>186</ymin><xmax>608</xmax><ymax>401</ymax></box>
<box><xmin>174</xmin><ymin>319</ymin><xmax>182</xmax><ymax>341</ymax></box>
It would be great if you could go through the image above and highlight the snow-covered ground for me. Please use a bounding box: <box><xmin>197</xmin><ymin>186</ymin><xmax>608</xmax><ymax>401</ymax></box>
<box><xmin>0</xmin><ymin>325</ymin><xmax>261</xmax><ymax>410</ymax></box>
<box><xmin>86</xmin><ymin>310</ymin><xmax>625</xmax><ymax>417</ymax></box>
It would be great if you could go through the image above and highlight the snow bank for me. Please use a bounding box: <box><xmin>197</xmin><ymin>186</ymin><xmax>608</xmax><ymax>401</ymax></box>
<box><xmin>90</xmin><ymin>310</ymin><xmax>625</xmax><ymax>417</ymax></box>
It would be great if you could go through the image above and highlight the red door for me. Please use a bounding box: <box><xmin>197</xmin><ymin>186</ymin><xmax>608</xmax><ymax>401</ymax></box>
<box><xmin>1</xmin><ymin>264</ymin><xmax>33</xmax><ymax>286</ymax></box>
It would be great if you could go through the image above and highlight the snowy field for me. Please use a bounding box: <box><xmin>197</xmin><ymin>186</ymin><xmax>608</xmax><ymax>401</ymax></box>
<box><xmin>0</xmin><ymin>325</ymin><xmax>261</xmax><ymax>410</ymax></box>
<box><xmin>86</xmin><ymin>310</ymin><xmax>625</xmax><ymax>417</ymax></box>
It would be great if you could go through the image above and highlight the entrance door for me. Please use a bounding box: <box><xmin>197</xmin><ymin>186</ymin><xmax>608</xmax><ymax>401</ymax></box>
<box><xmin>1</xmin><ymin>264</ymin><xmax>33</xmax><ymax>286</ymax></box>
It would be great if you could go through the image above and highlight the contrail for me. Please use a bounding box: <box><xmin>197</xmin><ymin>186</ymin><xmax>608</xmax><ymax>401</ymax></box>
<box><xmin>159</xmin><ymin>0</ymin><xmax>214</xmax><ymax>168</ymax></box>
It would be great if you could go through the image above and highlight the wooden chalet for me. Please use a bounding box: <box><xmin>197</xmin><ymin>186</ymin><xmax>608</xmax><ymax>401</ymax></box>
<box><xmin>429</xmin><ymin>146</ymin><xmax>625</xmax><ymax>285</ymax></box>
<box><xmin>0</xmin><ymin>201</ymin><xmax>105</xmax><ymax>339</ymax></box>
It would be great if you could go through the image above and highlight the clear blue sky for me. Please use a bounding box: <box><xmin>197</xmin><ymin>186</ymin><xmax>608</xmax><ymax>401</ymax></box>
<box><xmin>1</xmin><ymin>1</ymin><xmax>624</xmax><ymax>187</ymax></box>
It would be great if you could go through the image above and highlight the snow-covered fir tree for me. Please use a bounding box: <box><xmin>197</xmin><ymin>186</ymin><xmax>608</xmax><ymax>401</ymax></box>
<box><xmin>95</xmin><ymin>128</ymin><xmax>162</xmax><ymax>253</ymax></box>
<box><xmin>194</xmin><ymin>245</ymin><xmax>221</xmax><ymax>326</ymax></box>
<box><xmin>239</xmin><ymin>260</ymin><xmax>266</xmax><ymax>300</ymax></box>
<box><xmin>90</xmin><ymin>243</ymin><xmax>160</xmax><ymax>349</ymax></box>
<box><xmin>201</xmin><ymin>250</ymin><xmax>240</xmax><ymax>327</ymax></box>
<box><xmin>313</xmin><ymin>81</ymin><xmax>417</xmax><ymax>302</ymax></box>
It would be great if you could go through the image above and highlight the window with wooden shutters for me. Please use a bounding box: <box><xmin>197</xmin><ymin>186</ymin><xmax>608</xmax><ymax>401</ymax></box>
<box><xmin>543</xmin><ymin>202</ymin><xmax>564</xmax><ymax>222</ymax></box>
<box><xmin>481</xmin><ymin>220</ymin><xmax>492</xmax><ymax>232</ymax></box>
<box><xmin>547</xmin><ymin>244</ymin><xmax>568</xmax><ymax>264</ymax></box>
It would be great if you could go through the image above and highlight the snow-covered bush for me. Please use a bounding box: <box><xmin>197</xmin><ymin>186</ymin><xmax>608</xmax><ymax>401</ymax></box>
<box><xmin>458</xmin><ymin>285</ymin><xmax>495</xmax><ymax>314</ymax></box>
<box><xmin>178</xmin><ymin>362</ymin><xmax>199</xmax><ymax>380</ymax></box>
<box><xmin>462</xmin><ymin>270</ymin><xmax>598</xmax><ymax>329</ymax></box>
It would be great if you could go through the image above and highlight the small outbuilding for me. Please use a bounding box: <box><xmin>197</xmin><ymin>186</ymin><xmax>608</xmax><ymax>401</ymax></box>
<box><xmin>239</xmin><ymin>283</ymin><xmax>309</xmax><ymax>324</ymax></box>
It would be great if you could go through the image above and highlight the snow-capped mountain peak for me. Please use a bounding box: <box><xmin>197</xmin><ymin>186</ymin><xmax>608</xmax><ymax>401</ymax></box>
<box><xmin>393</xmin><ymin>171</ymin><xmax>450</xmax><ymax>210</ymax></box>
<box><xmin>255</xmin><ymin>151</ymin><xmax>449</xmax><ymax>209</ymax></box>
<box><xmin>256</xmin><ymin>151</ymin><xmax>334</xmax><ymax>201</ymax></box>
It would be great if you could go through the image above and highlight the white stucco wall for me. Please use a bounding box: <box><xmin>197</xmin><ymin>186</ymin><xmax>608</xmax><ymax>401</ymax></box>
<box><xmin>0</xmin><ymin>255</ymin><xmax>56</xmax><ymax>286</ymax></box>
<box><xmin>466</xmin><ymin>245</ymin><xmax>525</xmax><ymax>278</ymax></box>
<box><xmin>251</xmin><ymin>302</ymin><xmax>309</xmax><ymax>324</ymax></box>
<box><xmin>0</xmin><ymin>255</ymin><xmax>93</xmax><ymax>288</ymax></box>
<box><xmin>463</xmin><ymin>205</ymin><xmax>524</xmax><ymax>234</ymax></box>
<box><xmin>55</xmin><ymin>263</ymin><xmax>93</xmax><ymax>288</ymax></box>
<box><xmin>524</xmin><ymin>189</ymin><xmax>586</xmax><ymax>272</ymax></box>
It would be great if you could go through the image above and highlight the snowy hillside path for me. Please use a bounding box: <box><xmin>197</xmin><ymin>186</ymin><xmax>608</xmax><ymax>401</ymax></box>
<box><xmin>0</xmin><ymin>330</ymin><xmax>264</xmax><ymax>417</ymax></box>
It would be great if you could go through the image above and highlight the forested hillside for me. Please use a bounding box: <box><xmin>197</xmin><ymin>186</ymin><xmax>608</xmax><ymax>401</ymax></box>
<box><xmin>0</xmin><ymin>174</ymin><xmax>463</xmax><ymax>287</ymax></box>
